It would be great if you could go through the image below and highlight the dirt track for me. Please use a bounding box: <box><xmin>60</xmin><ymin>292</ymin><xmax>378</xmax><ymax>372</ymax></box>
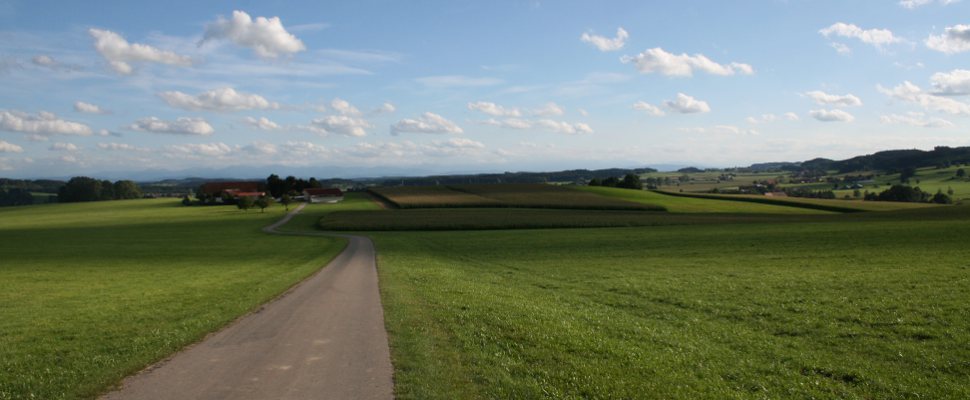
<box><xmin>102</xmin><ymin>204</ymin><xmax>394</xmax><ymax>399</ymax></box>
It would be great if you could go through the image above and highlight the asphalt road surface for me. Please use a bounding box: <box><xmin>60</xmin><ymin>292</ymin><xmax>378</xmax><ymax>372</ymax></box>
<box><xmin>102</xmin><ymin>204</ymin><xmax>394</xmax><ymax>399</ymax></box>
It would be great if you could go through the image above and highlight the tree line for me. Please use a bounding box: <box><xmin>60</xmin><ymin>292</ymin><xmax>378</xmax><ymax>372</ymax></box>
<box><xmin>587</xmin><ymin>174</ymin><xmax>643</xmax><ymax>190</ymax></box>
<box><xmin>58</xmin><ymin>177</ymin><xmax>142</xmax><ymax>203</ymax></box>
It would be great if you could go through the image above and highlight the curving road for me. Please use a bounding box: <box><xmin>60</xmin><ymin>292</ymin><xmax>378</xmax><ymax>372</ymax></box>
<box><xmin>102</xmin><ymin>203</ymin><xmax>394</xmax><ymax>400</ymax></box>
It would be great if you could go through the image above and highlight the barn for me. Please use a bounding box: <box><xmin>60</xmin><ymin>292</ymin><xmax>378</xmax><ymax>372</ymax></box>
<box><xmin>303</xmin><ymin>188</ymin><xmax>344</xmax><ymax>203</ymax></box>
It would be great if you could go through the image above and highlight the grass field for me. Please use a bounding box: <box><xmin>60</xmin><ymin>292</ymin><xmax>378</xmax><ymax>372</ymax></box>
<box><xmin>371</xmin><ymin>184</ymin><xmax>663</xmax><ymax>211</ymax></box>
<box><xmin>653</xmin><ymin>190</ymin><xmax>938</xmax><ymax>213</ymax></box>
<box><xmin>372</xmin><ymin>205</ymin><xmax>970</xmax><ymax>399</ymax></box>
<box><xmin>0</xmin><ymin>199</ymin><xmax>345</xmax><ymax>400</ymax></box>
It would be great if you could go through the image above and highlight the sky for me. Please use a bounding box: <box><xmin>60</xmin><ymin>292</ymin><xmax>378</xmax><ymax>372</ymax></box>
<box><xmin>1</xmin><ymin>0</ymin><xmax>969</xmax><ymax>179</ymax></box>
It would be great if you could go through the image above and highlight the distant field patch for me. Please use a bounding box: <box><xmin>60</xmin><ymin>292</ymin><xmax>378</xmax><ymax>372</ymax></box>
<box><xmin>370</xmin><ymin>184</ymin><xmax>664</xmax><ymax>211</ymax></box>
<box><xmin>655</xmin><ymin>190</ymin><xmax>937</xmax><ymax>212</ymax></box>
<box><xmin>577</xmin><ymin>186</ymin><xmax>832</xmax><ymax>214</ymax></box>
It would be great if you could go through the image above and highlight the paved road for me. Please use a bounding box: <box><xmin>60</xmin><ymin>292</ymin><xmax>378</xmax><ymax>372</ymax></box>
<box><xmin>102</xmin><ymin>204</ymin><xmax>394</xmax><ymax>400</ymax></box>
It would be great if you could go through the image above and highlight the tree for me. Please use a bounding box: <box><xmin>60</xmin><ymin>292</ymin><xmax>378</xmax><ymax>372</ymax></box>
<box><xmin>873</xmin><ymin>184</ymin><xmax>929</xmax><ymax>203</ymax></box>
<box><xmin>308</xmin><ymin>177</ymin><xmax>322</xmax><ymax>188</ymax></box>
<box><xmin>181</xmin><ymin>195</ymin><xmax>192</xmax><ymax>206</ymax></box>
<box><xmin>617</xmin><ymin>174</ymin><xmax>643</xmax><ymax>190</ymax></box>
<box><xmin>601</xmin><ymin>176</ymin><xmax>620</xmax><ymax>187</ymax></box>
<box><xmin>280</xmin><ymin>193</ymin><xmax>292</xmax><ymax>211</ymax></box>
<box><xmin>900</xmin><ymin>167</ymin><xmax>916</xmax><ymax>183</ymax></box>
<box><xmin>237</xmin><ymin>196</ymin><xmax>256</xmax><ymax>212</ymax></box>
<box><xmin>99</xmin><ymin>180</ymin><xmax>115</xmax><ymax>200</ymax></box>
<box><xmin>113</xmin><ymin>180</ymin><xmax>142</xmax><ymax>199</ymax></box>
<box><xmin>853</xmin><ymin>189</ymin><xmax>861</xmax><ymax>198</ymax></box>
<box><xmin>931</xmin><ymin>190</ymin><xmax>953</xmax><ymax>204</ymax></box>
<box><xmin>57</xmin><ymin>177</ymin><xmax>102</xmax><ymax>203</ymax></box>
<box><xmin>266</xmin><ymin>174</ymin><xmax>284</xmax><ymax>198</ymax></box>
<box><xmin>957</xmin><ymin>168</ymin><xmax>967</xmax><ymax>178</ymax></box>
<box><xmin>255</xmin><ymin>195</ymin><xmax>274</xmax><ymax>213</ymax></box>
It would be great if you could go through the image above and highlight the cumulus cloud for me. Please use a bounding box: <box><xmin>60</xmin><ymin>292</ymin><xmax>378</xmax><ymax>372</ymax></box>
<box><xmin>810</xmin><ymin>109</ymin><xmax>855</xmax><ymax>122</ymax></box>
<box><xmin>280</xmin><ymin>141</ymin><xmax>329</xmax><ymax>157</ymax></box>
<box><xmin>0</xmin><ymin>140</ymin><xmax>23</xmax><ymax>153</ymax></box>
<box><xmin>74</xmin><ymin>101</ymin><xmax>107</xmax><ymax>114</ymax></box>
<box><xmin>880</xmin><ymin>112</ymin><xmax>954</xmax><ymax>128</ymax></box>
<box><xmin>620</xmin><ymin>47</ymin><xmax>753</xmax><ymax>77</ymax></box>
<box><xmin>878</xmin><ymin>81</ymin><xmax>970</xmax><ymax>115</ymax></box>
<box><xmin>804</xmin><ymin>90</ymin><xmax>863</xmax><ymax>106</ymax></box>
<box><xmin>373</xmin><ymin>102</ymin><xmax>396</xmax><ymax>115</ymax></box>
<box><xmin>819</xmin><ymin>23</ymin><xmax>902</xmax><ymax>48</ymax></box>
<box><xmin>926</xmin><ymin>25</ymin><xmax>970</xmax><ymax>54</ymax></box>
<box><xmin>89</xmin><ymin>28</ymin><xmax>192</xmax><ymax>74</ymax></box>
<box><xmin>746</xmin><ymin>113</ymin><xmax>800</xmax><ymax>124</ymax></box>
<box><xmin>330</xmin><ymin>98</ymin><xmax>362</xmax><ymax>116</ymax></box>
<box><xmin>535</xmin><ymin>119</ymin><xmax>593</xmax><ymax>134</ymax></box>
<box><xmin>930</xmin><ymin>69</ymin><xmax>970</xmax><ymax>95</ymax></box>
<box><xmin>391</xmin><ymin>112</ymin><xmax>463</xmax><ymax>135</ymax></box>
<box><xmin>580</xmin><ymin>27</ymin><xmax>629</xmax><ymax>52</ymax></box>
<box><xmin>468</xmin><ymin>101</ymin><xmax>522</xmax><ymax>117</ymax></box>
<box><xmin>49</xmin><ymin>142</ymin><xmax>79</xmax><ymax>152</ymax></box>
<box><xmin>481</xmin><ymin>118</ymin><xmax>534</xmax><ymax>129</ymax></box>
<box><xmin>900</xmin><ymin>0</ymin><xmax>960</xmax><ymax>8</ymax></box>
<box><xmin>664</xmin><ymin>93</ymin><xmax>711</xmax><ymax>114</ymax></box>
<box><xmin>243</xmin><ymin>116</ymin><xmax>281</xmax><ymax>130</ymax></box>
<box><xmin>158</xmin><ymin>87</ymin><xmax>279</xmax><ymax>112</ymax></box>
<box><xmin>32</xmin><ymin>55</ymin><xmax>56</xmax><ymax>67</ymax></box>
<box><xmin>632</xmin><ymin>101</ymin><xmax>665</xmax><ymax>116</ymax></box>
<box><xmin>166</xmin><ymin>142</ymin><xmax>234</xmax><ymax>157</ymax></box>
<box><xmin>98</xmin><ymin>142</ymin><xmax>146</xmax><ymax>151</ymax></box>
<box><xmin>306</xmin><ymin>115</ymin><xmax>370</xmax><ymax>137</ymax></box>
<box><xmin>0</xmin><ymin>110</ymin><xmax>93</xmax><ymax>136</ymax></box>
<box><xmin>681</xmin><ymin>125</ymin><xmax>759</xmax><ymax>136</ymax></box>
<box><xmin>532</xmin><ymin>102</ymin><xmax>565</xmax><ymax>117</ymax></box>
<box><xmin>129</xmin><ymin>117</ymin><xmax>215</xmax><ymax>135</ymax></box>
<box><xmin>415</xmin><ymin>75</ymin><xmax>503</xmax><ymax>88</ymax></box>
<box><xmin>830</xmin><ymin>42</ymin><xmax>852</xmax><ymax>55</ymax></box>
<box><xmin>242</xmin><ymin>141</ymin><xmax>278</xmax><ymax>155</ymax></box>
<box><xmin>201</xmin><ymin>10</ymin><xmax>306</xmax><ymax>58</ymax></box>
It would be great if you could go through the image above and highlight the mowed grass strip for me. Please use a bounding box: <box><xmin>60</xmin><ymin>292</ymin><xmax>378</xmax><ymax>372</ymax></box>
<box><xmin>371</xmin><ymin>184</ymin><xmax>663</xmax><ymax>211</ymax></box>
<box><xmin>375</xmin><ymin>205</ymin><xmax>970</xmax><ymax>399</ymax></box>
<box><xmin>577</xmin><ymin>186</ymin><xmax>833</xmax><ymax>214</ymax></box>
<box><xmin>0</xmin><ymin>199</ymin><xmax>344</xmax><ymax>400</ymax></box>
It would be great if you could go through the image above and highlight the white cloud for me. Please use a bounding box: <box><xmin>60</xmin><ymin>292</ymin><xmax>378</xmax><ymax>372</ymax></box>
<box><xmin>819</xmin><ymin>23</ymin><xmax>902</xmax><ymax>48</ymax></box>
<box><xmin>0</xmin><ymin>140</ymin><xmax>23</xmax><ymax>153</ymax></box>
<box><xmin>0</xmin><ymin>110</ymin><xmax>92</xmax><ymax>136</ymax></box>
<box><xmin>49</xmin><ymin>142</ymin><xmax>79</xmax><ymax>152</ymax></box>
<box><xmin>746</xmin><ymin>113</ymin><xmax>799</xmax><ymax>124</ymax></box>
<box><xmin>535</xmin><ymin>119</ymin><xmax>593</xmax><ymax>134</ymax></box>
<box><xmin>98</xmin><ymin>142</ymin><xmax>145</xmax><ymax>151</ymax></box>
<box><xmin>580</xmin><ymin>27</ymin><xmax>629</xmax><ymax>52</ymax></box>
<box><xmin>578</xmin><ymin>108</ymin><xmax>589</xmax><ymax>117</ymax></box>
<box><xmin>532</xmin><ymin>102</ymin><xmax>565</xmax><ymax>117</ymax></box>
<box><xmin>89</xmin><ymin>28</ymin><xmax>192</xmax><ymax>74</ymax></box>
<box><xmin>878</xmin><ymin>81</ymin><xmax>970</xmax><ymax>115</ymax></box>
<box><xmin>242</xmin><ymin>141</ymin><xmax>278</xmax><ymax>155</ymax></box>
<box><xmin>32</xmin><ymin>55</ymin><xmax>56</xmax><ymax>67</ymax></box>
<box><xmin>810</xmin><ymin>109</ymin><xmax>855</xmax><ymax>122</ymax></box>
<box><xmin>158</xmin><ymin>87</ymin><xmax>279</xmax><ymax>112</ymax></box>
<box><xmin>25</xmin><ymin>134</ymin><xmax>49</xmax><ymax>142</ymax></box>
<box><xmin>926</xmin><ymin>25</ymin><xmax>970</xmax><ymax>54</ymax></box>
<box><xmin>804</xmin><ymin>90</ymin><xmax>863</xmax><ymax>106</ymax></box>
<box><xmin>664</xmin><ymin>93</ymin><xmax>711</xmax><ymax>114</ymax></box>
<box><xmin>166</xmin><ymin>142</ymin><xmax>234</xmax><ymax>157</ymax></box>
<box><xmin>391</xmin><ymin>112</ymin><xmax>463</xmax><ymax>135</ymax></box>
<box><xmin>930</xmin><ymin>69</ymin><xmax>970</xmax><ymax>95</ymax></box>
<box><xmin>201</xmin><ymin>10</ymin><xmax>306</xmax><ymax>58</ymax></box>
<box><xmin>481</xmin><ymin>118</ymin><xmax>533</xmax><ymax>129</ymax></box>
<box><xmin>681</xmin><ymin>125</ymin><xmax>759</xmax><ymax>136</ymax></box>
<box><xmin>880</xmin><ymin>112</ymin><xmax>954</xmax><ymax>128</ymax></box>
<box><xmin>468</xmin><ymin>101</ymin><xmax>522</xmax><ymax>117</ymax></box>
<box><xmin>74</xmin><ymin>101</ymin><xmax>107</xmax><ymax>114</ymax></box>
<box><xmin>243</xmin><ymin>116</ymin><xmax>281</xmax><ymax>130</ymax></box>
<box><xmin>330</xmin><ymin>98</ymin><xmax>362</xmax><ymax>116</ymax></box>
<box><xmin>129</xmin><ymin>117</ymin><xmax>215</xmax><ymax>135</ymax></box>
<box><xmin>900</xmin><ymin>0</ymin><xmax>960</xmax><ymax>8</ymax></box>
<box><xmin>830</xmin><ymin>42</ymin><xmax>852</xmax><ymax>55</ymax></box>
<box><xmin>632</xmin><ymin>101</ymin><xmax>665</xmax><ymax>116</ymax></box>
<box><xmin>620</xmin><ymin>47</ymin><xmax>753</xmax><ymax>77</ymax></box>
<box><xmin>373</xmin><ymin>102</ymin><xmax>396</xmax><ymax>114</ymax></box>
<box><xmin>415</xmin><ymin>75</ymin><xmax>503</xmax><ymax>88</ymax></box>
<box><xmin>306</xmin><ymin>115</ymin><xmax>370</xmax><ymax>137</ymax></box>
<box><xmin>280</xmin><ymin>141</ymin><xmax>329</xmax><ymax>157</ymax></box>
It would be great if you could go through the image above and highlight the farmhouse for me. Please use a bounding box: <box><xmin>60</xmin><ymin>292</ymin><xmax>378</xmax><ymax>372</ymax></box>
<box><xmin>200</xmin><ymin>182</ymin><xmax>266</xmax><ymax>200</ymax></box>
<box><xmin>304</xmin><ymin>188</ymin><xmax>344</xmax><ymax>203</ymax></box>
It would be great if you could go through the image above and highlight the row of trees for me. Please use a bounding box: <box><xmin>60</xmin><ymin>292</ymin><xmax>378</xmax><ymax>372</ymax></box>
<box><xmin>266</xmin><ymin>174</ymin><xmax>323</xmax><ymax>198</ymax></box>
<box><xmin>864</xmin><ymin>185</ymin><xmax>952</xmax><ymax>204</ymax></box>
<box><xmin>588</xmin><ymin>174</ymin><xmax>643</xmax><ymax>190</ymax></box>
<box><xmin>57</xmin><ymin>177</ymin><xmax>142</xmax><ymax>203</ymax></box>
<box><xmin>0</xmin><ymin>188</ymin><xmax>35</xmax><ymax>206</ymax></box>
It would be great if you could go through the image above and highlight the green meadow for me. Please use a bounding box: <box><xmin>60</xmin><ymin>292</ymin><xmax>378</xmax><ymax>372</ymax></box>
<box><xmin>0</xmin><ymin>200</ymin><xmax>344</xmax><ymax>400</ymax></box>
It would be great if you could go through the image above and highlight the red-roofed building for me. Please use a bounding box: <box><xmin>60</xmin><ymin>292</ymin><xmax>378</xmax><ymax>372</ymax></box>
<box><xmin>200</xmin><ymin>182</ymin><xmax>266</xmax><ymax>201</ymax></box>
<box><xmin>304</xmin><ymin>188</ymin><xmax>344</xmax><ymax>203</ymax></box>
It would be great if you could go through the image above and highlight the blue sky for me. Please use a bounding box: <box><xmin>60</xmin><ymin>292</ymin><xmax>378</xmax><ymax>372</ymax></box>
<box><xmin>1</xmin><ymin>0</ymin><xmax>969</xmax><ymax>178</ymax></box>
